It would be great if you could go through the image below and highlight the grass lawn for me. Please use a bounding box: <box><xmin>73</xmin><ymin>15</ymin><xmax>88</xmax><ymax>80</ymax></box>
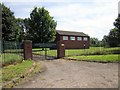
<box><xmin>1</xmin><ymin>60</ymin><xmax>33</xmax><ymax>83</ymax></box>
<box><xmin>33</xmin><ymin>48</ymin><xmax>57</xmax><ymax>57</ymax></box>
<box><xmin>68</xmin><ymin>54</ymin><xmax>119</xmax><ymax>62</ymax></box>
<box><xmin>4</xmin><ymin>49</ymin><xmax>23</xmax><ymax>53</ymax></box>
<box><xmin>66</xmin><ymin>47</ymin><xmax>119</xmax><ymax>56</ymax></box>
<box><xmin>0</xmin><ymin>53</ymin><xmax>23</xmax><ymax>66</ymax></box>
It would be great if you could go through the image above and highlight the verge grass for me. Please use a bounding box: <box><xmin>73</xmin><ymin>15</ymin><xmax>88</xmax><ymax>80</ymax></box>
<box><xmin>68</xmin><ymin>54</ymin><xmax>119</xmax><ymax>62</ymax></box>
<box><xmin>1</xmin><ymin>60</ymin><xmax>33</xmax><ymax>83</ymax></box>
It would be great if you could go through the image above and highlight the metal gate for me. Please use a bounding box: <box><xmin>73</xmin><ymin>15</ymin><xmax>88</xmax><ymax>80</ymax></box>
<box><xmin>32</xmin><ymin>43</ymin><xmax>57</xmax><ymax>60</ymax></box>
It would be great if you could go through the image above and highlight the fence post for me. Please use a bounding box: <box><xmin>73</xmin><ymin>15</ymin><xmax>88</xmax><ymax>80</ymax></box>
<box><xmin>23</xmin><ymin>40</ymin><xmax>32</xmax><ymax>60</ymax></box>
<box><xmin>45</xmin><ymin>48</ymin><xmax>47</xmax><ymax>59</ymax></box>
<box><xmin>57</xmin><ymin>41</ymin><xmax>65</xmax><ymax>58</ymax></box>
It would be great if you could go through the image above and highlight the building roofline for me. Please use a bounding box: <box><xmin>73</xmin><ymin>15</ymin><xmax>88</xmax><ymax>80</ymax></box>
<box><xmin>56</xmin><ymin>30</ymin><xmax>89</xmax><ymax>37</ymax></box>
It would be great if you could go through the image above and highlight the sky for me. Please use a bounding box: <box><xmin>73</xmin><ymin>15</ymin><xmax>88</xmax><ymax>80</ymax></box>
<box><xmin>2</xmin><ymin>0</ymin><xmax>120</xmax><ymax>40</ymax></box>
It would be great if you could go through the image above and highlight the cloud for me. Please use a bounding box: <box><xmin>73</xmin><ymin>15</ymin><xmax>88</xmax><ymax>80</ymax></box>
<box><xmin>2</xmin><ymin>0</ymin><xmax>119</xmax><ymax>40</ymax></box>
<box><xmin>46</xmin><ymin>1</ymin><xmax>118</xmax><ymax>40</ymax></box>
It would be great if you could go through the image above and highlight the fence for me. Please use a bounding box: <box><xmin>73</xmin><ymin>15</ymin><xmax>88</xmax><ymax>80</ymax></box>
<box><xmin>1</xmin><ymin>41</ymin><xmax>23</xmax><ymax>66</ymax></box>
<box><xmin>0</xmin><ymin>40</ymin><xmax>2</xmax><ymax>67</ymax></box>
<box><xmin>65</xmin><ymin>47</ymin><xmax>106</xmax><ymax>57</ymax></box>
<box><xmin>65</xmin><ymin>47</ymin><xmax>120</xmax><ymax>57</ymax></box>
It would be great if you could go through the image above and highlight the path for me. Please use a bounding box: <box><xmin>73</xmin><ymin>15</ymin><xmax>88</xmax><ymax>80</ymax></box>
<box><xmin>16</xmin><ymin>59</ymin><xmax>118</xmax><ymax>88</ymax></box>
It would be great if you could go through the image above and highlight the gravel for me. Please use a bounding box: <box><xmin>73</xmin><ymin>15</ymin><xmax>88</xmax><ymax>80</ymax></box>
<box><xmin>16</xmin><ymin>59</ymin><xmax>118</xmax><ymax>88</ymax></box>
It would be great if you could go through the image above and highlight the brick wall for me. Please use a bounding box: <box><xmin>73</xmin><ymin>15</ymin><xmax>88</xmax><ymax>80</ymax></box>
<box><xmin>56</xmin><ymin>34</ymin><xmax>90</xmax><ymax>49</ymax></box>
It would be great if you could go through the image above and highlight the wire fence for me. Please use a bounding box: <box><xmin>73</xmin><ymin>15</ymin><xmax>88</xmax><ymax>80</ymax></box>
<box><xmin>0</xmin><ymin>40</ymin><xmax>2</xmax><ymax>67</ymax></box>
<box><xmin>65</xmin><ymin>47</ymin><xmax>120</xmax><ymax>57</ymax></box>
<box><xmin>1</xmin><ymin>41</ymin><xmax>23</xmax><ymax>67</ymax></box>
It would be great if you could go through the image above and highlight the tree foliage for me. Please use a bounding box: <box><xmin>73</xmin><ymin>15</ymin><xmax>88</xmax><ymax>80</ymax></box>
<box><xmin>16</xmin><ymin>18</ymin><xmax>29</xmax><ymax>41</ymax></box>
<box><xmin>27</xmin><ymin>7</ymin><xmax>57</xmax><ymax>43</ymax></box>
<box><xmin>102</xmin><ymin>14</ymin><xmax>120</xmax><ymax>47</ymax></box>
<box><xmin>114</xmin><ymin>14</ymin><xmax>120</xmax><ymax>30</ymax></box>
<box><xmin>90</xmin><ymin>37</ymin><xmax>101</xmax><ymax>47</ymax></box>
<box><xmin>2</xmin><ymin>3</ymin><xmax>19</xmax><ymax>41</ymax></box>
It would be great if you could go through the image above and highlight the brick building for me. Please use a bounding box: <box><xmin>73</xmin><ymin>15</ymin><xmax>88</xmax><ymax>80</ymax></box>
<box><xmin>56</xmin><ymin>30</ymin><xmax>90</xmax><ymax>49</ymax></box>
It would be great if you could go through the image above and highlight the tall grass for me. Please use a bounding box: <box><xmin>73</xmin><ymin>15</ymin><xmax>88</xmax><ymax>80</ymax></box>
<box><xmin>0</xmin><ymin>53</ymin><xmax>23</xmax><ymax>66</ymax></box>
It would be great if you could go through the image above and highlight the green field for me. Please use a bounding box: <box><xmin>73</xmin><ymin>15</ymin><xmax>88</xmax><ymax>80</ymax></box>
<box><xmin>0</xmin><ymin>53</ymin><xmax>23</xmax><ymax>66</ymax></box>
<box><xmin>68</xmin><ymin>54</ymin><xmax>119</xmax><ymax>62</ymax></box>
<box><xmin>4</xmin><ymin>49</ymin><xmax>23</xmax><ymax>53</ymax></box>
<box><xmin>1</xmin><ymin>60</ymin><xmax>33</xmax><ymax>83</ymax></box>
<box><xmin>32</xmin><ymin>47</ymin><xmax>119</xmax><ymax>62</ymax></box>
<box><xmin>33</xmin><ymin>47</ymin><xmax>119</xmax><ymax>56</ymax></box>
<box><xmin>66</xmin><ymin>47</ymin><xmax>119</xmax><ymax>56</ymax></box>
<box><xmin>33</xmin><ymin>48</ymin><xmax>57</xmax><ymax>57</ymax></box>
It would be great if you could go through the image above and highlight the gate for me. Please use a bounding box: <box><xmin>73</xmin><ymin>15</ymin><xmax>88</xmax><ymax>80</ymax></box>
<box><xmin>32</xmin><ymin>43</ymin><xmax>57</xmax><ymax>60</ymax></box>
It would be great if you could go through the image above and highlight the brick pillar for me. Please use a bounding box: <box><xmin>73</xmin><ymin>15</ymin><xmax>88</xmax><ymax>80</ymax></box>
<box><xmin>24</xmin><ymin>40</ymin><xmax>32</xmax><ymax>60</ymax></box>
<box><xmin>57</xmin><ymin>41</ymin><xmax>65</xmax><ymax>58</ymax></box>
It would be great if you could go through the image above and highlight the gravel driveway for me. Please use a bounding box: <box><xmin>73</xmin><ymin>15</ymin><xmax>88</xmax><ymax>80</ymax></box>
<box><xmin>16</xmin><ymin>59</ymin><xmax>118</xmax><ymax>88</ymax></box>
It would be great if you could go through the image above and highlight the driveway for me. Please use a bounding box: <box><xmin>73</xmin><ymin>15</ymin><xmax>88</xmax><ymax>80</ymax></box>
<box><xmin>16</xmin><ymin>59</ymin><xmax>118</xmax><ymax>88</ymax></box>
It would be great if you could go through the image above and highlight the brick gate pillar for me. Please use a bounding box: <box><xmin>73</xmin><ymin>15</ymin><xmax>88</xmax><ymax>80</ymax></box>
<box><xmin>23</xmin><ymin>40</ymin><xmax>32</xmax><ymax>60</ymax></box>
<box><xmin>57</xmin><ymin>41</ymin><xmax>65</xmax><ymax>58</ymax></box>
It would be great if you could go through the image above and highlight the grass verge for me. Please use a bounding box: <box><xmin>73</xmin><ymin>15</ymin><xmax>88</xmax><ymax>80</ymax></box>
<box><xmin>67</xmin><ymin>54</ymin><xmax>119</xmax><ymax>63</ymax></box>
<box><xmin>1</xmin><ymin>60</ymin><xmax>45</xmax><ymax>88</ymax></box>
<box><xmin>2</xmin><ymin>60</ymin><xmax>33</xmax><ymax>83</ymax></box>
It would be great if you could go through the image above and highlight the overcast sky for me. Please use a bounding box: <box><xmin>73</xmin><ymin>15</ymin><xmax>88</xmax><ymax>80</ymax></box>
<box><xmin>2</xmin><ymin>0</ymin><xmax>119</xmax><ymax>40</ymax></box>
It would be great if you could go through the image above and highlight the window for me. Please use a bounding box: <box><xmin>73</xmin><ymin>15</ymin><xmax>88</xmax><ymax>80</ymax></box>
<box><xmin>83</xmin><ymin>37</ymin><xmax>88</xmax><ymax>41</ymax></box>
<box><xmin>70</xmin><ymin>36</ymin><xmax>75</xmax><ymax>40</ymax></box>
<box><xmin>77</xmin><ymin>37</ymin><xmax>82</xmax><ymax>41</ymax></box>
<box><xmin>63</xmin><ymin>36</ymin><xmax>68</xmax><ymax>40</ymax></box>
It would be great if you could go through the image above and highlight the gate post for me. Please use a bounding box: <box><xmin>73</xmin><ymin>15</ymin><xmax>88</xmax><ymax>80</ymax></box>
<box><xmin>57</xmin><ymin>41</ymin><xmax>65</xmax><ymax>58</ymax></box>
<box><xmin>23</xmin><ymin>40</ymin><xmax>32</xmax><ymax>60</ymax></box>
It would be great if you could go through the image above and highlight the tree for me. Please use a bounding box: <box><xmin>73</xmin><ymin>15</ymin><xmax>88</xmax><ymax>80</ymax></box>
<box><xmin>16</xmin><ymin>18</ymin><xmax>29</xmax><ymax>41</ymax></box>
<box><xmin>114</xmin><ymin>14</ymin><xmax>120</xmax><ymax>30</ymax></box>
<box><xmin>102</xmin><ymin>35</ymin><xmax>109</xmax><ymax>47</ymax></box>
<box><xmin>27</xmin><ymin>7</ymin><xmax>57</xmax><ymax>43</ymax></box>
<box><xmin>108</xmin><ymin>28</ymin><xmax>120</xmax><ymax>47</ymax></box>
<box><xmin>113</xmin><ymin>14</ymin><xmax>120</xmax><ymax>46</ymax></box>
<box><xmin>2</xmin><ymin>3</ymin><xmax>19</xmax><ymax>41</ymax></box>
<box><xmin>102</xmin><ymin>28</ymin><xmax>120</xmax><ymax>47</ymax></box>
<box><xmin>90</xmin><ymin>37</ymin><xmax>101</xmax><ymax>47</ymax></box>
<box><xmin>102</xmin><ymin>14</ymin><xmax>120</xmax><ymax>47</ymax></box>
